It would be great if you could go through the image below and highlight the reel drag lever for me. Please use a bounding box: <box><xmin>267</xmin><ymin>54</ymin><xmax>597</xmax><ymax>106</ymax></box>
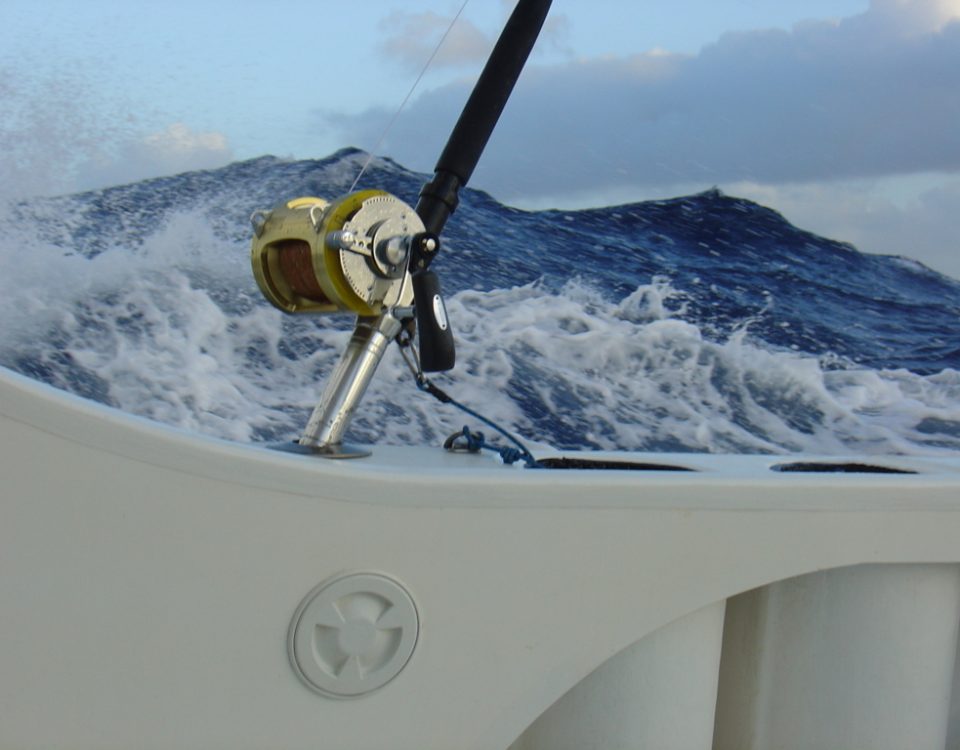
<box><xmin>409</xmin><ymin>231</ymin><xmax>455</xmax><ymax>372</ymax></box>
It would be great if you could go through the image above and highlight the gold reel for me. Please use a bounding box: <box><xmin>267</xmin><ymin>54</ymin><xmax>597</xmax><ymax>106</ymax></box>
<box><xmin>251</xmin><ymin>191</ymin><xmax>423</xmax><ymax>316</ymax></box>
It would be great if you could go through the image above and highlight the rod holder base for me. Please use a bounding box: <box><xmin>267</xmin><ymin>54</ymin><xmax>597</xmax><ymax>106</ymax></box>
<box><xmin>269</xmin><ymin>441</ymin><xmax>372</xmax><ymax>459</ymax></box>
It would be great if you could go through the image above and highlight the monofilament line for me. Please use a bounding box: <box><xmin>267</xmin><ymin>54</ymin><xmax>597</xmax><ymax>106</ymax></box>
<box><xmin>349</xmin><ymin>0</ymin><xmax>471</xmax><ymax>193</ymax></box>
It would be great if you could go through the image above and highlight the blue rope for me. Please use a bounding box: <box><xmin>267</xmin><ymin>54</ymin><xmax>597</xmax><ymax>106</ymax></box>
<box><xmin>396</xmin><ymin>335</ymin><xmax>540</xmax><ymax>468</ymax></box>
<box><xmin>415</xmin><ymin>377</ymin><xmax>541</xmax><ymax>468</ymax></box>
<box><xmin>443</xmin><ymin>425</ymin><xmax>530</xmax><ymax>465</ymax></box>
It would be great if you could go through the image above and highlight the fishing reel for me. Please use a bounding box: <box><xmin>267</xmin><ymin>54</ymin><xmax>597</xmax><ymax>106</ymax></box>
<box><xmin>251</xmin><ymin>191</ymin><xmax>433</xmax><ymax>316</ymax></box>
<box><xmin>251</xmin><ymin>190</ymin><xmax>455</xmax><ymax>455</ymax></box>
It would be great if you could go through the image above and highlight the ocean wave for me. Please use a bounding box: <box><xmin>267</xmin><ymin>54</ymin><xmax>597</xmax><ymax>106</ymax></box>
<box><xmin>1</xmin><ymin>153</ymin><xmax>958</xmax><ymax>455</ymax></box>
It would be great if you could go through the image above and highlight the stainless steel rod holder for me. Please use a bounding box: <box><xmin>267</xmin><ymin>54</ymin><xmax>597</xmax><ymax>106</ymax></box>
<box><xmin>299</xmin><ymin>312</ymin><xmax>404</xmax><ymax>456</ymax></box>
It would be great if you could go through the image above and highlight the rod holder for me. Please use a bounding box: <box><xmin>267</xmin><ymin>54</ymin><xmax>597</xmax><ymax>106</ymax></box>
<box><xmin>298</xmin><ymin>312</ymin><xmax>404</xmax><ymax>456</ymax></box>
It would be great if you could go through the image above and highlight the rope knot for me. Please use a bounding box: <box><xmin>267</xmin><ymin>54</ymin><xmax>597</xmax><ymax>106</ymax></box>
<box><xmin>443</xmin><ymin>426</ymin><xmax>538</xmax><ymax>467</ymax></box>
<box><xmin>443</xmin><ymin>426</ymin><xmax>484</xmax><ymax>453</ymax></box>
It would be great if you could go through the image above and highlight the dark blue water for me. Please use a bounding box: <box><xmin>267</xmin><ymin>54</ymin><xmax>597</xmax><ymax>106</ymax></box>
<box><xmin>2</xmin><ymin>149</ymin><xmax>958</xmax><ymax>454</ymax></box>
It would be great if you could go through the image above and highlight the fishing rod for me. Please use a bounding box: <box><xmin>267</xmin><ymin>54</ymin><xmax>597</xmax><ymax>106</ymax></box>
<box><xmin>249</xmin><ymin>0</ymin><xmax>552</xmax><ymax>456</ymax></box>
<box><xmin>412</xmin><ymin>0</ymin><xmax>553</xmax><ymax>373</ymax></box>
<box><xmin>415</xmin><ymin>0</ymin><xmax>553</xmax><ymax>245</ymax></box>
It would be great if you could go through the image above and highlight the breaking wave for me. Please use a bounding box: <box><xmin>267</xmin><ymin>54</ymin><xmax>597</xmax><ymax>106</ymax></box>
<box><xmin>2</xmin><ymin>150</ymin><xmax>959</xmax><ymax>455</ymax></box>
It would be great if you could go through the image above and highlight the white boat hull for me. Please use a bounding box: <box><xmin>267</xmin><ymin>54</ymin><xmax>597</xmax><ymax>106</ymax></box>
<box><xmin>3</xmin><ymin>367</ymin><xmax>960</xmax><ymax>749</ymax></box>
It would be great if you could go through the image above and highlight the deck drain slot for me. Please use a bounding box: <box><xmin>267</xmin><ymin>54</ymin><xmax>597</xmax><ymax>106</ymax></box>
<box><xmin>536</xmin><ymin>457</ymin><xmax>695</xmax><ymax>471</ymax></box>
<box><xmin>771</xmin><ymin>462</ymin><xmax>916</xmax><ymax>474</ymax></box>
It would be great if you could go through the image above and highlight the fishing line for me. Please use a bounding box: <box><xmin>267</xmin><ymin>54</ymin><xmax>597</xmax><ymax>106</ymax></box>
<box><xmin>349</xmin><ymin>0</ymin><xmax>471</xmax><ymax>193</ymax></box>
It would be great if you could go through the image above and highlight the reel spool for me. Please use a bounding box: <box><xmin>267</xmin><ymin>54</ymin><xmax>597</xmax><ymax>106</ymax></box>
<box><xmin>251</xmin><ymin>191</ymin><xmax>428</xmax><ymax>316</ymax></box>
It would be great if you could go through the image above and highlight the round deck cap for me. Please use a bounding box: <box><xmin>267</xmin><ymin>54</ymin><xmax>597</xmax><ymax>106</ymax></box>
<box><xmin>288</xmin><ymin>573</ymin><xmax>419</xmax><ymax>698</ymax></box>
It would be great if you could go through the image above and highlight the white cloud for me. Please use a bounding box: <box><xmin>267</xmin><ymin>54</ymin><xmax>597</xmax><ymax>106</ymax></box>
<box><xmin>77</xmin><ymin>123</ymin><xmax>233</xmax><ymax>190</ymax></box>
<box><xmin>377</xmin><ymin>6</ymin><xmax>573</xmax><ymax>72</ymax></box>
<box><xmin>377</xmin><ymin>10</ymin><xmax>493</xmax><ymax>70</ymax></box>
<box><xmin>536</xmin><ymin>9</ymin><xmax>575</xmax><ymax>58</ymax></box>
<box><xmin>868</xmin><ymin>0</ymin><xmax>960</xmax><ymax>31</ymax></box>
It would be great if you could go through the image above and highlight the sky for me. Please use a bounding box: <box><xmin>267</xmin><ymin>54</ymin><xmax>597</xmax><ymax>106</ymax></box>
<box><xmin>1</xmin><ymin>0</ymin><xmax>959</xmax><ymax>278</ymax></box>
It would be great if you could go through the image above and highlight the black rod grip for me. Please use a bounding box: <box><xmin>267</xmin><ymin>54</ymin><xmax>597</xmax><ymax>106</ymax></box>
<box><xmin>416</xmin><ymin>0</ymin><xmax>553</xmax><ymax>240</ymax></box>
<box><xmin>435</xmin><ymin>0</ymin><xmax>552</xmax><ymax>185</ymax></box>
<box><xmin>413</xmin><ymin>271</ymin><xmax>456</xmax><ymax>372</ymax></box>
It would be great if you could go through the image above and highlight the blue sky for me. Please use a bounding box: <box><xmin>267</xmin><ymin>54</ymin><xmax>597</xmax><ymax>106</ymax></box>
<box><xmin>2</xmin><ymin>0</ymin><xmax>959</xmax><ymax>277</ymax></box>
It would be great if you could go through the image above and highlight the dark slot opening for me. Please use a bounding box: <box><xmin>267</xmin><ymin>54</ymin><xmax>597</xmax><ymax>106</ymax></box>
<box><xmin>536</xmin><ymin>457</ymin><xmax>695</xmax><ymax>471</ymax></box>
<box><xmin>771</xmin><ymin>462</ymin><xmax>916</xmax><ymax>475</ymax></box>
